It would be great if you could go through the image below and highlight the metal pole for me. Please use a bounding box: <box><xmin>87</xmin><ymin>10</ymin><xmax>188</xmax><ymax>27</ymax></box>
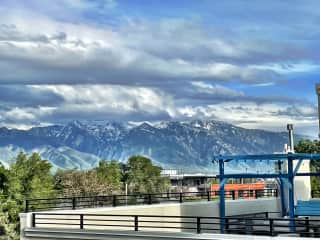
<box><xmin>32</xmin><ymin>213</ymin><xmax>36</xmax><ymax>228</ymax></box>
<box><xmin>125</xmin><ymin>183</ymin><xmax>128</xmax><ymax>205</ymax></box>
<box><xmin>278</xmin><ymin>160</ymin><xmax>286</xmax><ymax>216</ymax></box>
<box><xmin>287</xmin><ymin>155</ymin><xmax>295</xmax><ymax>232</ymax></box>
<box><xmin>25</xmin><ymin>200</ymin><xmax>29</xmax><ymax>213</ymax></box>
<box><xmin>219</xmin><ymin>158</ymin><xmax>225</xmax><ymax>233</ymax></box>
<box><xmin>80</xmin><ymin>214</ymin><xmax>84</xmax><ymax>229</ymax></box>
<box><xmin>196</xmin><ymin>217</ymin><xmax>201</xmax><ymax>234</ymax></box>
<box><xmin>134</xmin><ymin>216</ymin><xmax>138</xmax><ymax>231</ymax></box>
<box><xmin>287</xmin><ymin>124</ymin><xmax>294</xmax><ymax>153</ymax></box>
<box><xmin>72</xmin><ymin>197</ymin><xmax>77</xmax><ymax>210</ymax></box>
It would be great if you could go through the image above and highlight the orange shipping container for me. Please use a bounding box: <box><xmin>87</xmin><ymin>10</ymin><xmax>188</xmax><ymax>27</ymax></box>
<box><xmin>210</xmin><ymin>182</ymin><xmax>265</xmax><ymax>199</ymax></box>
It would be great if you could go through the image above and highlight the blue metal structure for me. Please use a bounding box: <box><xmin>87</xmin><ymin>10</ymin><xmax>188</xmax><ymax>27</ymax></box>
<box><xmin>214</xmin><ymin>153</ymin><xmax>320</xmax><ymax>232</ymax></box>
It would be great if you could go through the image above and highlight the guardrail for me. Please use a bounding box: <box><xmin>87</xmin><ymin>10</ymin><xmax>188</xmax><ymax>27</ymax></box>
<box><xmin>311</xmin><ymin>190</ymin><xmax>320</xmax><ymax>198</ymax></box>
<box><xmin>30</xmin><ymin>212</ymin><xmax>320</xmax><ymax>237</ymax></box>
<box><xmin>25</xmin><ymin>188</ymin><xmax>278</xmax><ymax>212</ymax></box>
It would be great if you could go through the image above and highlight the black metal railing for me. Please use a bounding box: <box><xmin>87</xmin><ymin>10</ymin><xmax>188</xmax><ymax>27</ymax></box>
<box><xmin>311</xmin><ymin>190</ymin><xmax>320</xmax><ymax>198</ymax></box>
<box><xmin>25</xmin><ymin>188</ymin><xmax>278</xmax><ymax>212</ymax></box>
<box><xmin>31</xmin><ymin>212</ymin><xmax>320</xmax><ymax>237</ymax></box>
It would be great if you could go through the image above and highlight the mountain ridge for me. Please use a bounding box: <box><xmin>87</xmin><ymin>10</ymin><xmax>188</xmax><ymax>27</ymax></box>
<box><xmin>0</xmin><ymin>120</ymin><xmax>305</xmax><ymax>172</ymax></box>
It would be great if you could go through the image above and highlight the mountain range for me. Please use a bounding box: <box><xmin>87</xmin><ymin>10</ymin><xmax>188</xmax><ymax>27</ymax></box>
<box><xmin>0</xmin><ymin>120</ymin><xmax>304</xmax><ymax>173</ymax></box>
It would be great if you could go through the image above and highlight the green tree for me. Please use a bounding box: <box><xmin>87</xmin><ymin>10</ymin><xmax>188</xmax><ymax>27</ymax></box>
<box><xmin>8</xmin><ymin>152</ymin><xmax>54</xmax><ymax>199</ymax></box>
<box><xmin>295</xmin><ymin>139</ymin><xmax>320</xmax><ymax>153</ymax></box>
<box><xmin>295</xmin><ymin>139</ymin><xmax>320</xmax><ymax>192</ymax></box>
<box><xmin>0</xmin><ymin>164</ymin><xmax>17</xmax><ymax>239</ymax></box>
<box><xmin>0</xmin><ymin>164</ymin><xmax>8</xmax><ymax>194</ymax></box>
<box><xmin>0</xmin><ymin>152</ymin><xmax>54</xmax><ymax>239</ymax></box>
<box><xmin>95</xmin><ymin>160</ymin><xmax>121</xmax><ymax>194</ymax></box>
<box><xmin>126</xmin><ymin>155</ymin><xmax>169</xmax><ymax>194</ymax></box>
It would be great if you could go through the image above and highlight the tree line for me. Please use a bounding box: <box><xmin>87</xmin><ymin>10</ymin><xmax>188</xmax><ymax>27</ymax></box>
<box><xmin>0</xmin><ymin>152</ymin><xmax>169</xmax><ymax>239</ymax></box>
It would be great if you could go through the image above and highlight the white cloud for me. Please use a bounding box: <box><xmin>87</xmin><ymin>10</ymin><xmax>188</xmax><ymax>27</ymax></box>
<box><xmin>44</xmin><ymin>85</ymin><xmax>173</xmax><ymax>112</ymax></box>
<box><xmin>251</xmin><ymin>62</ymin><xmax>320</xmax><ymax>74</ymax></box>
<box><xmin>0</xmin><ymin>83</ymin><xmax>316</xmax><ymax>136</ymax></box>
<box><xmin>3</xmin><ymin>107</ymin><xmax>36</xmax><ymax>121</ymax></box>
<box><xmin>177</xmin><ymin>102</ymin><xmax>317</xmax><ymax>134</ymax></box>
<box><xmin>0</xmin><ymin>10</ymin><xmax>285</xmax><ymax>85</ymax></box>
<box><xmin>0</xmin><ymin>2</ymin><xmax>318</xmax><ymax>136</ymax></box>
<box><xmin>191</xmin><ymin>81</ymin><xmax>244</xmax><ymax>97</ymax></box>
<box><xmin>35</xmin><ymin>84</ymin><xmax>177</xmax><ymax>122</ymax></box>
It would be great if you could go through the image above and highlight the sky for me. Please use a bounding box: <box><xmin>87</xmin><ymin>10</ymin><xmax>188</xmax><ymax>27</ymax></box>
<box><xmin>0</xmin><ymin>0</ymin><xmax>319</xmax><ymax>136</ymax></box>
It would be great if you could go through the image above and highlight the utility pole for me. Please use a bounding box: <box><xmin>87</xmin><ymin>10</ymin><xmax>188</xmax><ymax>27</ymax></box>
<box><xmin>287</xmin><ymin>124</ymin><xmax>294</xmax><ymax>153</ymax></box>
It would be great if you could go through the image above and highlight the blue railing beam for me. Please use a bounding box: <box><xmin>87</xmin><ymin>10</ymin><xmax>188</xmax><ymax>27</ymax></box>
<box><xmin>218</xmin><ymin>153</ymin><xmax>320</xmax><ymax>162</ymax></box>
<box><xmin>222</xmin><ymin>173</ymin><xmax>289</xmax><ymax>179</ymax></box>
<box><xmin>296</xmin><ymin>172</ymin><xmax>320</xmax><ymax>177</ymax></box>
<box><xmin>293</xmin><ymin>159</ymin><xmax>303</xmax><ymax>176</ymax></box>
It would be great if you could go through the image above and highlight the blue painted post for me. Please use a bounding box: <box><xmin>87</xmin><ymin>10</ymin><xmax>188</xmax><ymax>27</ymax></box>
<box><xmin>279</xmin><ymin>178</ymin><xmax>286</xmax><ymax>216</ymax></box>
<box><xmin>277</xmin><ymin>160</ymin><xmax>286</xmax><ymax>216</ymax></box>
<box><xmin>219</xmin><ymin>158</ymin><xmax>225</xmax><ymax>233</ymax></box>
<box><xmin>287</xmin><ymin>156</ymin><xmax>295</xmax><ymax>232</ymax></box>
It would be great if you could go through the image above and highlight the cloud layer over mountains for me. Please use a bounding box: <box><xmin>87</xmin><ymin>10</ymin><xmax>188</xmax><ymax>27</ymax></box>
<box><xmin>0</xmin><ymin>1</ymin><xmax>319</xmax><ymax>135</ymax></box>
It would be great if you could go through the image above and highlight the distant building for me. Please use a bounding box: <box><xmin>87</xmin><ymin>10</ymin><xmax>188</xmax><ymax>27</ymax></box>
<box><xmin>161</xmin><ymin>169</ymin><xmax>217</xmax><ymax>192</ymax></box>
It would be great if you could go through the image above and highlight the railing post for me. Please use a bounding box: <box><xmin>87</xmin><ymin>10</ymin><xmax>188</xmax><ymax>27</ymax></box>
<box><xmin>112</xmin><ymin>195</ymin><xmax>117</xmax><ymax>207</ymax></box>
<box><xmin>225</xmin><ymin>218</ymin><xmax>229</xmax><ymax>232</ymax></box>
<box><xmin>80</xmin><ymin>214</ymin><xmax>84</xmax><ymax>229</ymax></box>
<box><xmin>255</xmin><ymin>190</ymin><xmax>258</xmax><ymax>199</ymax></box>
<box><xmin>207</xmin><ymin>191</ymin><xmax>211</xmax><ymax>201</ymax></box>
<box><xmin>25</xmin><ymin>200</ymin><xmax>29</xmax><ymax>213</ymax></box>
<box><xmin>134</xmin><ymin>216</ymin><xmax>138</xmax><ymax>231</ymax></box>
<box><xmin>196</xmin><ymin>217</ymin><xmax>201</xmax><ymax>234</ymax></box>
<box><xmin>32</xmin><ymin>213</ymin><xmax>36</xmax><ymax>228</ymax></box>
<box><xmin>305</xmin><ymin>217</ymin><xmax>310</xmax><ymax>234</ymax></box>
<box><xmin>94</xmin><ymin>196</ymin><xmax>98</xmax><ymax>207</ymax></box>
<box><xmin>231</xmin><ymin>190</ymin><xmax>235</xmax><ymax>200</ymax></box>
<box><xmin>269</xmin><ymin>219</ymin><xmax>274</xmax><ymax>236</ymax></box>
<box><xmin>72</xmin><ymin>197</ymin><xmax>77</xmax><ymax>210</ymax></box>
<box><xmin>148</xmin><ymin>194</ymin><xmax>152</xmax><ymax>205</ymax></box>
<box><xmin>179</xmin><ymin>192</ymin><xmax>183</xmax><ymax>203</ymax></box>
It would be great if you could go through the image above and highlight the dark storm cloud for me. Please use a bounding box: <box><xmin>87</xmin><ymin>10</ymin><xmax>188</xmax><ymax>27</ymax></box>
<box><xmin>152</xmin><ymin>81</ymin><xmax>304</xmax><ymax>106</ymax></box>
<box><xmin>0</xmin><ymin>85</ymin><xmax>64</xmax><ymax>107</ymax></box>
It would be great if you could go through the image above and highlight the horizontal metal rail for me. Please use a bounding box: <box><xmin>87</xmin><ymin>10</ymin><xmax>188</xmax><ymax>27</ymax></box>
<box><xmin>31</xmin><ymin>212</ymin><xmax>320</xmax><ymax>237</ymax></box>
<box><xmin>25</xmin><ymin>188</ymin><xmax>278</xmax><ymax>212</ymax></box>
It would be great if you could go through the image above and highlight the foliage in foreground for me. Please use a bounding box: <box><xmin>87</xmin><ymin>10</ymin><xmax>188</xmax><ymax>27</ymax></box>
<box><xmin>0</xmin><ymin>152</ymin><xmax>168</xmax><ymax>239</ymax></box>
<box><xmin>0</xmin><ymin>152</ymin><xmax>54</xmax><ymax>239</ymax></box>
<box><xmin>295</xmin><ymin>139</ymin><xmax>320</xmax><ymax>192</ymax></box>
